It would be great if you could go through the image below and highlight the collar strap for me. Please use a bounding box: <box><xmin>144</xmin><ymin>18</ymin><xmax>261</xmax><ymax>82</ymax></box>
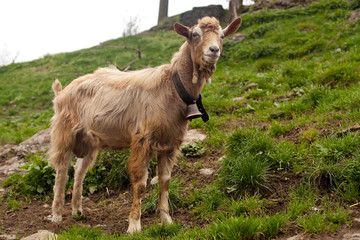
<box><xmin>172</xmin><ymin>71</ymin><xmax>209</xmax><ymax>122</ymax></box>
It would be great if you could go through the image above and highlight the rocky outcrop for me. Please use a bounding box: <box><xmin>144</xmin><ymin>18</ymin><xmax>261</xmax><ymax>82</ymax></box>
<box><xmin>180</xmin><ymin>5</ymin><xmax>225</xmax><ymax>27</ymax></box>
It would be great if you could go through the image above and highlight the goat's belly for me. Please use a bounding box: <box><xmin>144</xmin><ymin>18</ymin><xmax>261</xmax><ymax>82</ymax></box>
<box><xmin>91</xmin><ymin>129</ymin><xmax>131</xmax><ymax>149</ymax></box>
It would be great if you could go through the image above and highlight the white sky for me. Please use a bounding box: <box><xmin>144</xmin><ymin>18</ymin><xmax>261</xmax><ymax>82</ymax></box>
<box><xmin>0</xmin><ymin>0</ymin><xmax>253</xmax><ymax>64</ymax></box>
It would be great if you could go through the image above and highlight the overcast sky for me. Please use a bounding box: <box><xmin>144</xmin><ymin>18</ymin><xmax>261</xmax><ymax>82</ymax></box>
<box><xmin>0</xmin><ymin>0</ymin><xmax>253</xmax><ymax>65</ymax></box>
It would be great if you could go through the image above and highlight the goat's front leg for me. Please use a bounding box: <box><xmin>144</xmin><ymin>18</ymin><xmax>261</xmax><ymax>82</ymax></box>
<box><xmin>157</xmin><ymin>150</ymin><xmax>177</xmax><ymax>224</ymax></box>
<box><xmin>127</xmin><ymin>140</ymin><xmax>151</xmax><ymax>234</ymax></box>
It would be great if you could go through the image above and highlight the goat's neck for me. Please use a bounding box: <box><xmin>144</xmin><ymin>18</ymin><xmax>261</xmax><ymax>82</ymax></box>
<box><xmin>173</xmin><ymin>43</ymin><xmax>214</xmax><ymax>99</ymax></box>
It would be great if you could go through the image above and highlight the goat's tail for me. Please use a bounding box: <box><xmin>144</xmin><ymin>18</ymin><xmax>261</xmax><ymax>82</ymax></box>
<box><xmin>52</xmin><ymin>79</ymin><xmax>62</xmax><ymax>97</ymax></box>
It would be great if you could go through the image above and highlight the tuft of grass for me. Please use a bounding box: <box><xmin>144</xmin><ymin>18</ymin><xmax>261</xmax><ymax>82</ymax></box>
<box><xmin>6</xmin><ymin>199</ymin><xmax>20</xmax><ymax>211</ymax></box>
<box><xmin>144</xmin><ymin>222</ymin><xmax>182</xmax><ymax>239</ymax></box>
<box><xmin>297</xmin><ymin>212</ymin><xmax>329</xmax><ymax>234</ymax></box>
<box><xmin>316</xmin><ymin>63</ymin><xmax>360</xmax><ymax>87</ymax></box>
<box><xmin>187</xmin><ymin>184</ymin><xmax>227</xmax><ymax>218</ymax></box>
<box><xmin>219</xmin><ymin>154</ymin><xmax>272</xmax><ymax>196</ymax></box>
<box><xmin>223</xmin><ymin>194</ymin><xmax>266</xmax><ymax>217</ymax></box>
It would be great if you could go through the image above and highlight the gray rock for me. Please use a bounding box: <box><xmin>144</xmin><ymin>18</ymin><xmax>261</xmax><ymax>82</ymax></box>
<box><xmin>21</xmin><ymin>230</ymin><xmax>57</xmax><ymax>240</ymax></box>
<box><xmin>199</xmin><ymin>168</ymin><xmax>215</xmax><ymax>176</ymax></box>
<box><xmin>181</xmin><ymin>129</ymin><xmax>206</xmax><ymax>147</ymax></box>
<box><xmin>243</xmin><ymin>83</ymin><xmax>258</xmax><ymax>91</ymax></box>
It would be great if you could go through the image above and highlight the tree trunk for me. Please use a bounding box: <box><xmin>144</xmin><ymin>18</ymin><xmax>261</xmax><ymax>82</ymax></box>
<box><xmin>229</xmin><ymin>0</ymin><xmax>238</xmax><ymax>22</ymax></box>
<box><xmin>229</xmin><ymin>0</ymin><xmax>243</xmax><ymax>22</ymax></box>
<box><xmin>158</xmin><ymin>0</ymin><xmax>169</xmax><ymax>24</ymax></box>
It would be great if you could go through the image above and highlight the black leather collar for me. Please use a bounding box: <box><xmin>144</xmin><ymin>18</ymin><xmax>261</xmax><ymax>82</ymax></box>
<box><xmin>172</xmin><ymin>71</ymin><xmax>209</xmax><ymax>122</ymax></box>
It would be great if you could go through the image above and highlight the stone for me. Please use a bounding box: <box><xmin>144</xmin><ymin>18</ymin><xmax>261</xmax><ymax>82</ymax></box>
<box><xmin>199</xmin><ymin>168</ymin><xmax>214</xmax><ymax>176</ymax></box>
<box><xmin>0</xmin><ymin>156</ymin><xmax>25</xmax><ymax>176</ymax></box>
<box><xmin>217</xmin><ymin>155</ymin><xmax>226</xmax><ymax>162</ymax></box>
<box><xmin>181</xmin><ymin>129</ymin><xmax>206</xmax><ymax>147</ymax></box>
<box><xmin>287</xmin><ymin>234</ymin><xmax>304</xmax><ymax>240</ymax></box>
<box><xmin>21</xmin><ymin>230</ymin><xmax>57</xmax><ymax>240</ymax></box>
<box><xmin>343</xmin><ymin>233</ymin><xmax>360</xmax><ymax>240</ymax></box>
<box><xmin>243</xmin><ymin>83</ymin><xmax>258</xmax><ymax>91</ymax></box>
<box><xmin>286</xmin><ymin>91</ymin><xmax>297</xmax><ymax>98</ymax></box>
<box><xmin>150</xmin><ymin>176</ymin><xmax>159</xmax><ymax>185</ymax></box>
<box><xmin>0</xmin><ymin>234</ymin><xmax>16</xmax><ymax>240</ymax></box>
<box><xmin>232</xmin><ymin>96</ymin><xmax>245</xmax><ymax>101</ymax></box>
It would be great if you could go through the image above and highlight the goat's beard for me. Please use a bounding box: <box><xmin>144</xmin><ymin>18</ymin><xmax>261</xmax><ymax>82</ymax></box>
<box><xmin>190</xmin><ymin>50</ymin><xmax>216</xmax><ymax>84</ymax></box>
<box><xmin>193</xmin><ymin>61</ymin><xmax>215</xmax><ymax>84</ymax></box>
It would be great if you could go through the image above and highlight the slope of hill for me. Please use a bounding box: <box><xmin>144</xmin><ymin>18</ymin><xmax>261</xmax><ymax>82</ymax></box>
<box><xmin>1</xmin><ymin>0</ymin><xmax>360</xmax><ymax>239</ymax></box>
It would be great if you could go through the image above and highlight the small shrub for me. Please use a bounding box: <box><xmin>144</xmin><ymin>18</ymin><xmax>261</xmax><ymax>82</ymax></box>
<box><xmin>181</xmin><ymin>142</ymin><xmax>205</xmax><ymax>158</ymax></box>
<box><xmin>3</xmin><ymin>154</ymin><xmax>56</xmax><ymax>197</ymax></box>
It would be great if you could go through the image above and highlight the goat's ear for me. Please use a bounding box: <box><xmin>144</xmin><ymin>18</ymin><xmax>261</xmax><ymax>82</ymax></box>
<box><xmin>223</xmin><ymin>18</ymin><xmax>242</xmax><ymax>38</ymax></box>
<box><xmin>174</xmin><ymin>23</ymin><xmax>190</xmax><ymax>39</ymax></box>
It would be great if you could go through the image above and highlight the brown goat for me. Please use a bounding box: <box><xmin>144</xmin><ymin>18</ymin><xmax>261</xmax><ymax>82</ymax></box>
<box><xmin>49</xmin><ymin>16</ymin><xmax>241</xmax><ymax>233</ymax></box>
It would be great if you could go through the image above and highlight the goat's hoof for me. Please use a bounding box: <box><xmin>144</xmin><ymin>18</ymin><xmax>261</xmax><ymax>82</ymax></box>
<box><xmin>127</xmin><ymin>219</ymin><xmax>141</xmax><ymax>234</ymax></box>
<box><xmin>72</xmin><ymin>210</ymin><xmax>86</xmax><ymax>221</ymax></box>
<box><xmin>160</xmin><ymin>213</ymin><xmax>172</xmax><ymax>224</ymax></box>
<box><xmin>51</xmin><ymin>214</ymin><xmax>63</xmax><ymax>222</ymax></box>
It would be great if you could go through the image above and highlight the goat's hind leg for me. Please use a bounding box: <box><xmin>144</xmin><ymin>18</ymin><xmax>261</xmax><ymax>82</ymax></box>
<box><xmin>50</xmin><ymin>149</ymin><xmax>71</xmax><ymax>222</ymax></box>
<box><xmin>71</xmin><ymin>148</ymin><xmax>98</xmax><ymax>219</ymax></box>
<box><xmin>157</xmin><ymin>150</ymin><xmax>177</xmax><ymax>224</ymax></box>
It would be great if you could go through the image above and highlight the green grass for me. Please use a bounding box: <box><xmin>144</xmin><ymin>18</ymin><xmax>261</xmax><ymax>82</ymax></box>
<box><xmin>142</xmin><ymin>177</ymin><xmax>184</xmax><ymax>214</ymax></box>
<box><xmin>2</xmin><ymin>0</ymin><xmax>360</xmax><ymax>238</ymax></box>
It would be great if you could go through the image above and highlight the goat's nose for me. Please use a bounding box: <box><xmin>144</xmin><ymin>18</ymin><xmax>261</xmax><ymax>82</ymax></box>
<box><xmin>209</xmin><ymin>46</ymin><xmax>220</xmax><ymax>53</ymax></box>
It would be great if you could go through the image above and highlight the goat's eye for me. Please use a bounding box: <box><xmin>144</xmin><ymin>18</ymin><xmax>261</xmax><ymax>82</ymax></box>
<box><xmin>221</xmin><ymin>35</ymin><xmax>225</xmax><ymax>39</ymax></box>
<box><xmin>192</xmin><ymin>32</ymin><xmax>200</xmax><ymax>38</ymax></box>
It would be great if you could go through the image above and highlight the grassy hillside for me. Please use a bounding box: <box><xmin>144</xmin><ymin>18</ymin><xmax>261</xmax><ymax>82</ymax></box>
<box><xmin>2</xmin><ymin>0</ymin><xmax>360</xmax><ymax>238</ymax></box>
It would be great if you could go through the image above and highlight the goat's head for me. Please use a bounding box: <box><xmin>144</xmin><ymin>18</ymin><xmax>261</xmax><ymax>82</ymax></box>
<box><xmin>174</xmin><ymin>17</ymin><xmax>241</xmax><ymax>69</ymax></box>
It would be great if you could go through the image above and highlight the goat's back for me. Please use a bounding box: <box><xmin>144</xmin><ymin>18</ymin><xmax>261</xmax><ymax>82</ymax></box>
<box><xmin>52</xmin><ymin>66</ymin><xmax>188</xmax><ymax>152</ymax></box>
